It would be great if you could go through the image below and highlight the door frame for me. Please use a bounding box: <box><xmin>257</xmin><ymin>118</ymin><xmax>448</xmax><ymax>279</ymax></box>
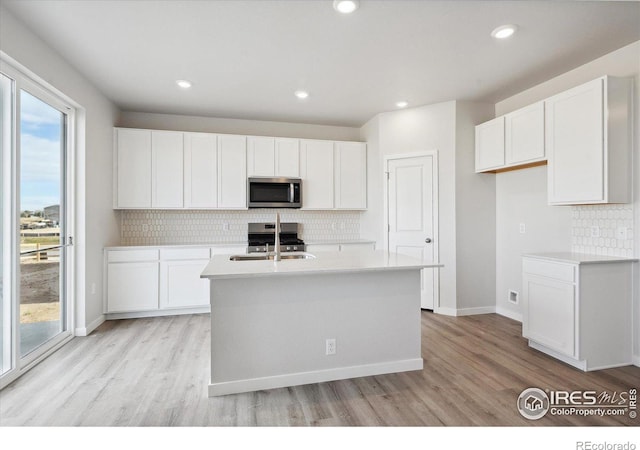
<box><xmin>383</xmin><ymin>150</ymin><xmax>440</xmax><ymax>311</ymax></box>
<box><xmin>0</xmin><ymin>56</ymin><xmax>76</xmax><ymax>389</ymax></box>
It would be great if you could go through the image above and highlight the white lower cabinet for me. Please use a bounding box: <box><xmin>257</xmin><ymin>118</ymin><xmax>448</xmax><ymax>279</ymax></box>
<box><xmin>159</xmin><ymin>248</ymin><xmax>211</xmax><ymax>309</ymax></box>
<box><xmin>105</xmin><ymin>246</ymin><xmax>219</xmax><ymax>316</ymax></box>
<box><xmin>522</xmin><ymin>255</ymin><xmax>633</xmax><ymax>371</ymax></box>
<box><xmin>106</xmin><ymin>250</ymin><xmax>159</xmax><ymax>313</ymax></box>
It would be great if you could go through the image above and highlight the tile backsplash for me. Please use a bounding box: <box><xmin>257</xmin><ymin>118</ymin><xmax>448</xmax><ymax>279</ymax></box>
<box><xmin>120</xmin><ymin>209</ymin><xmax>362</xmax><ymax>246</ymax></box>
<box><xmin>571</xmin><ymin>204</ymin><xmax>634</xmax><ymax>257</ymax></box>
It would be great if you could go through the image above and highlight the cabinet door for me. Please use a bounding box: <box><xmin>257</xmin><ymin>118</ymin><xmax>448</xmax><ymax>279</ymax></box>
<box><xmin>300</xmin><ymin>140</ymin><xmax>334</xmax><ymax>209</ymax></box>
<box><xmin>247</xmin><ymin>136</ymin><xmax>275</xmax><ymax>177</ymax></box>
<box><xmin>115</xmin><ymin>128</ymin><xmax>152</xmax><ymax>208</ymax></box>
<box><xmin>159</xmin><ymin>260</ymin><xmax>210</xmax><ymax>309</ymax></box>
<box><xmin>505</xmin><ymin>102</ymin><xmax>545</xmax><ymax>165</ymax></box>
<box><xmin>306</xmin><ymin>244</ymin><xmax>340</xmax><ymax>253</ymax></box>
<box><xmin>335</xmin><ymin>142</ymin><xmax>366</xmax><ymax>209</ymax></box>
<box><xmin>275</xmin><ymin>138</ymin><xmax>300</xmax><ymax>177</ymax></box>
<box><xmin>546</xmin><ymin>78</ymin><xmax>604</xmax><ymax>204</ymax></box>
<box><xmin>184</xmin><ymin>133</ymin><xmax>217</xmax><ymax>208</ymax></box>
<box><xmin>475</xmin><ymin>117</ymin><xmax>505</xmax><ymax>172</ymax></box>
<box><xmin>152</xmin><ymin>131</ymin><xmax>184</xmax><ymax>208</ymax></box>
<box><xmin>107</xmin><ymin>262</ymin><xmax>159</xmax><ymax>312</ymax></box>
<box><xmin>523</xmin><ymin>274</ymin><xmax>575</xmax><ymax>357</ymax></box>
<box><xmin>218</xmin><ymin>135</ymin><xmax>247</xmax><ymax>209</ymax></box>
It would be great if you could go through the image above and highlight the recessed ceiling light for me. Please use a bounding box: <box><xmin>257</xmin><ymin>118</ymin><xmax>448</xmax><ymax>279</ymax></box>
<box><xmin>491</xmin><ymin>24</ymin><xmax>518</xmax><ymax>39</ymax></box>
<box><xmin>294</xmin><ymin>90</ymin><xmax>309</xmax><ymax>99</ymax></box>
<box><xmin>396</xmin><ymin>101</ymin><xmax>409</xmax><ymax>108</ymax></box>
<box><xmin>176</xmin><ymin>80</ymin><xmax>192</xmax><ymax>89</ymax></box>
<box><xmin>333</xmin><ymin>0</ymin><xmax>359</xmax><ymax>14</ymax></box>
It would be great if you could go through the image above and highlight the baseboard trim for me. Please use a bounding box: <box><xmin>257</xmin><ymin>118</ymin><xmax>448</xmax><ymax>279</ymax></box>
<box><xmin>208</xmin><ymin>358</ymin><xmax>424</xmax><ymax>397</ymax></box>
<box><xmin>435</xmin><ymin>307</ymin><xmax>457</xmax><ymax>316</ymax></box>
<box><xmin>75</xmin><ymin>315</ymin><xmax>105</xmax><ymax>337</ymax></box>
<box><xmin>496</xmin><ymin>306</ymin><xmax>523</xmax><ymax>323</ymax></box>
<box><xmin>633</xmin><ymin>355</ymin><xmax>640</xmax><ymax>368</ymax></box>
<box><xmin>456</xmin><ymin>306</ymin><xmax>496</xmax><ymax>316</ymax></box>
<box><xmin>105</xmin><ymin>306</ymin><xmax>210</xmax><ymax>321</ymax></box>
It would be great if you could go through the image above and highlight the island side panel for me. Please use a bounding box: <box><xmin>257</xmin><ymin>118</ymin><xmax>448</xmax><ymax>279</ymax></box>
<box><xmin>208</xmin><ymin>269</ymin><xmax>422</xmax><ymax>396</ymax></box>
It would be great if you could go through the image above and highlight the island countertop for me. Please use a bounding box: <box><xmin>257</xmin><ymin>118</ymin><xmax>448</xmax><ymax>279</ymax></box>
<box><xmin>200</xmin><ymin>250</ymin><xmax>442</xmax><ymax>280</ymax></box>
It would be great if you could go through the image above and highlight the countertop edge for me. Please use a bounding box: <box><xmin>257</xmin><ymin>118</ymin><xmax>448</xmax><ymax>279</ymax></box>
<box><xmin>523</xmin><ymin>253</ymin><xmax>638</xmax><ymax>265</ymax></box>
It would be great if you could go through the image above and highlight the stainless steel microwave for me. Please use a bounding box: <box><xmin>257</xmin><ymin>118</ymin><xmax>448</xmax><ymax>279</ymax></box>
<box><xmin>248</xmin><ymin>177</ymin><xmax>302</xmax><ymax>208</ymax></box>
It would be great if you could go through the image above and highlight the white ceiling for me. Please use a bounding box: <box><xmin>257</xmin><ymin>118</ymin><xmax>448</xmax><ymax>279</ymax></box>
<box><xmin>3</xmin><ymin>0</ymin><xmax>640</xmax><ymax>127</ymax></box>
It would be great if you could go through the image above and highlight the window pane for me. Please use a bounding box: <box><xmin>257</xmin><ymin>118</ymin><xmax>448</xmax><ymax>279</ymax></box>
<box><xmin>19</xmin><ymin>90</ymin><xmax>65</xmax><ymax>357</ymax></box>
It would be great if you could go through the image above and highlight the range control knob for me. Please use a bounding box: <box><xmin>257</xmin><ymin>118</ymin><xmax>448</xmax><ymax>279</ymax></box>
<box><xmin>286</xmin><ymin>246</ymin><xmax>292</xmax><ymax>251</ymax></box>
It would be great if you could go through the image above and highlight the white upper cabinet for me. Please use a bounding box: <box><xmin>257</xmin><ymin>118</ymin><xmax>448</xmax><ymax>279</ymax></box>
<box><xmin>114</xmin><ymin>128</ymin><xmax>152</xmax><ymax>208</ymax></box>
<box><xmin>546</xmin><ymin>76</ymin><xmax>632</xmax><ymax>205</ymax></box>
<box><xmin>151</xmin><ymin>131</ymin><xmax>184</xmax><ymax>208</ymax></box>
<box><xmin>247</xmin><ymin>136</ymin><xmax>275</xmax><ymax>176</ymax></box>
<box><xmin>184</xmin><ymin>132</ymin><xmax>217</xmax><ymax>208</ymax></box>
<box><xmin>248</xmin><ymin>136</ymin><xmax>300</xmax><ymax>177</ymax></box>
<box><xmin>335</xmin><ymin>141</ymin><xmax>367</xmax><ymax>209</ymax></box>
<box><xmin>475</xmin><ymin>117</ymin><xmax>505</xmax><ymax>172</ymax></box>
<box><xmin>115</xmin><ymin>127</ymin><xmax>365</xmax><ymax>210</ymax></box>
<box><xmin>300</xmin><ymin>140</ymin><xmax>335</xmax><ymax>209</ymax></box>
<box><xmin>505</xmin><ymin>101</ymin><xmax>545</xmax><ymax>166</ymax></box>
<box><xmin>217</xmin><ymin>134</ymin><xmax>247</xmax><ymax>209</ymax></box>
<box><xmin>274</xmin><ymin>138</ymin><xmax>300</xmax><ymax>177</ymax></box>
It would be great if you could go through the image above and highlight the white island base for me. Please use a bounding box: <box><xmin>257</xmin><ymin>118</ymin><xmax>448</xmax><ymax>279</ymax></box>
<box><xmin>202</xmin><ymin>251</ymin><xmax>435</xmax><ymax>397</ymax></box>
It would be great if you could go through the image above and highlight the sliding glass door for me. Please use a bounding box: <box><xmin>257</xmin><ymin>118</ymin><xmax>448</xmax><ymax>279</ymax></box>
<box><xmin>19</xmin><ymin>89</ymin><xmax>68</xmax><ymax>357</ymax></box>
<box><xmin>0</xmin><ymin>61</ymin><xmax>74</xmax><ymax>386</ymax></box>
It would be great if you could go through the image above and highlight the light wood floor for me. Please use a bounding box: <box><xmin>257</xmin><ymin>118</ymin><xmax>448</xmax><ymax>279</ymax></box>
<box><xmin>1</xmin><ymin>311</ymin><xmax>638</xmax><ymax>426</ymax></box>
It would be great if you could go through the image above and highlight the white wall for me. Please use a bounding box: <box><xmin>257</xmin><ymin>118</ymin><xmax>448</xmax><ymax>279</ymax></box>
<box><xmin>0</xmin><ymin>6</ymin><xmax>120</xmax><ymax>334</ymax></box>
<box><xmin>118</xmin><ymin>111</ymin><xmax>361</xmax><ymax>142</ymax></box>
<box><xmin>455</xmin><ymin>102</ymin><xmax>496</xmax><ymax>312</ymax></box>
<box><xmin>494</xmin><ymin>41</ymin><xmax>640</xmax><ymax>358</ymax></box>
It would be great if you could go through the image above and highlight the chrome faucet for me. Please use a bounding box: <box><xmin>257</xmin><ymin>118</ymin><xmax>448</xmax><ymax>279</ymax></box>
<box><xmin>274</xmin><ymin>213</ymin><xmax>281</xmax><ymax>261</ymax></box>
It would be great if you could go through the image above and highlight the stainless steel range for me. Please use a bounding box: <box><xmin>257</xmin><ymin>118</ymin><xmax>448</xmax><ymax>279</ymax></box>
<box><xmin>247</xmin><ymin>222</ymin><xmax>306</xmax><ymax>253</ymax></box>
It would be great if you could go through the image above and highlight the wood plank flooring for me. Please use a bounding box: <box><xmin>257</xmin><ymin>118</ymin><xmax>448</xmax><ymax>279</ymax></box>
<box><xmin>1</xmin><ymin>311</ymin><xmax>638</xmax><ymax>426</ymax></box>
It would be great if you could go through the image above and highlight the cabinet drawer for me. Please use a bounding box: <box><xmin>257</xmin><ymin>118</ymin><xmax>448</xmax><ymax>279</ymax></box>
<box><xmin>523</xmin><ymin>258</ymin><xmax>575</xmax><ymax>282</ymax></box>
<box><xmin>107</xmin><ymin>249</ymin><xmax>159</xmax><ymax>263</ymax></box>
<box><xmin>160</xmin><ymin>247</ymin><xmax>210</xmax><ymax>260</ymax></box>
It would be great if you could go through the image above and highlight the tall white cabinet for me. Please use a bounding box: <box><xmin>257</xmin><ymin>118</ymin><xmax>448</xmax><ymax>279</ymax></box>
<box><xmin>151</xmin><ymin>131</ymin><xmax>183</xmax><ymax>208</ymax></box>
<box><xmin>114</xmin><ymin>128</ymin><xmax>152</xmax><ymax>208</ymax></box>
<box><xmin>546</xmin><ymin>76</ymin><xmax>632</xmax><ymax>205</ymax></box>
<box><xmin>217</xmin><ymin>134</ymin><xmax>247</xmax><ymax>209</ymax></box>
<box><xmin>300</xmin><ymin>140</ymin><xmax>335</xmax><ymax>209</ymax></box>
<box><xmin>184</xmin><ymin>132</ymin><xmax>217</xmax><ymax>208</ymax></box>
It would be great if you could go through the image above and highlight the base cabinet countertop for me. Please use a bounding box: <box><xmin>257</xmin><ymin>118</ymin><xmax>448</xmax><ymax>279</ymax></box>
<box><xmin>522</xmin><ymin>253</ymin><xmax>636</xmax><ymax>371</ymax></box>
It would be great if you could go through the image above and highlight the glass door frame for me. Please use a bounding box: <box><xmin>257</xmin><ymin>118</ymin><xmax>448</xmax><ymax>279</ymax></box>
<box><xmin>0</xmin><ymin>58</ymin><xmax>75</xmax><ymax>388</ymax></box>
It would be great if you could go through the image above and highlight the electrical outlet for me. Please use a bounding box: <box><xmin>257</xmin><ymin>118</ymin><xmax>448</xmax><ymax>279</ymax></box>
<box><xmin>519</xmin><ymin>223</ymin><xmax>526</xmax><ymax>234</ymax></box>
<box><xmin>508</xmin><ymin>290</ymin><xmax>519</xmax><ymax>304</ymax></box>
<box><xmin>325</xmin><ymin>338</ymin><xmax>336</xmax><ymax>355</ymax></box>
<box><xmin>331</xmin><ymin>222</ymin><xmax>337</xmax><ymax>231</ymax></box>
<box><xmin>142</xmin><ymin>223</ymin><xmax>149</xmax><ymax>233</ymax></box>
<box><xmin>223</xmin><ymin>223</ymin><xmax>230</xmax><ymax>231</ymax></box>
<box><xmin>590</xmin><ymin>226</ymin><xmax>600</xmax><ymax>238</ymax></box>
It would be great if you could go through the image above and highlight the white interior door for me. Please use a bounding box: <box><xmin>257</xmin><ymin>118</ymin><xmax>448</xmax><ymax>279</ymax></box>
<box><xmin>386</xmin><ymin>153</ymin><xmax>438</xmax><ymax>310</ymax></box>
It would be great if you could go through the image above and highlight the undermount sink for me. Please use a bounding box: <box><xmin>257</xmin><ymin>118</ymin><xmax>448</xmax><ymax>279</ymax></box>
<box><xmin>229</xmin><ymin>252</ymin><xmax>316</xmax><ymax>261</ymax></box>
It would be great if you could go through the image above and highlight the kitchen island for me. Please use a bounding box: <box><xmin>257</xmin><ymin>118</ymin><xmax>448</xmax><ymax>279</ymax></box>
<box><xmin>201</xmin><ymin>250</ymin><xmax>441</xmax><ymax>396</ymax></box>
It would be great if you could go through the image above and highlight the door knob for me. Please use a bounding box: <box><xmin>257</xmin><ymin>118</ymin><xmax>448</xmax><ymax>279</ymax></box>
<box><xmin>425</xmin><ymin>238</ymin><xmax>432</xmax><ymax>243</ymax></box>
